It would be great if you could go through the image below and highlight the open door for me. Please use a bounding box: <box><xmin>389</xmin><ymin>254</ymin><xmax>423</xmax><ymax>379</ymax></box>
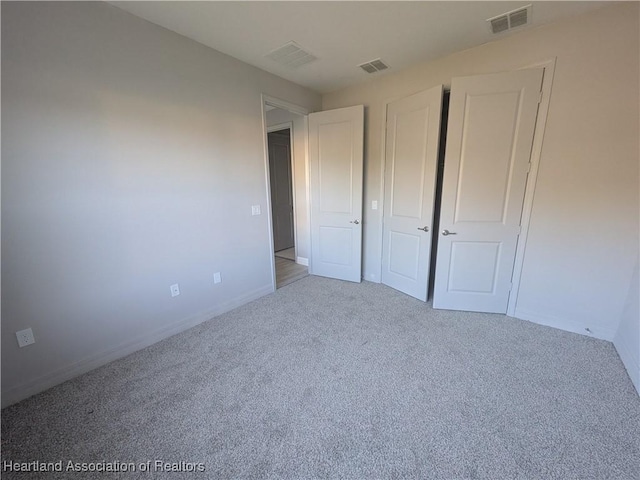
<box><xmin>308</xmin><ymin>105</ymin><xmax>364</xmax><ymax>282</ymax></box>
<box><xmin>433</xmin><ymin>69</ymin><xmax>543</xmax><ymax>313</ymax></box>
<box><xmin>381</xmin><ymin>85</ymin><xmax>443</xmax><ymax>301</ymax></box>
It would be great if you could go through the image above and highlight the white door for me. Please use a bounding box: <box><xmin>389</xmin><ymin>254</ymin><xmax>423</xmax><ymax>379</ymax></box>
<box><xmin>308</xmin><ymin>105</ymin><xmax>364</xmax><ymax>282</ymax></box>
<box><xmin>433</xmin><ymin>69</ymin><xmax>543</xmax><ymax>313</ymax></box>
<box><xmin>381</xmin><ymin>86</ymin><xmax>443</xmax><ymax>301</ymax></box>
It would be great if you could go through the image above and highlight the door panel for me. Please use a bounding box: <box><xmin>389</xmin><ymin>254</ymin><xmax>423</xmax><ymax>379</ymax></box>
<box><xmin>454</xmin><ymin>91</ymin><xmax>523</xmax><ymax>223</ymax></box>
<box><xmin>382</xmin><ymin>85</ymin><xmax>443</xmax><ymax>300</ymax></box>
<box><xmin>319</xmin><ymin>226</ymin><xmax>352</xmax><ymax>265</ymax></box>
<box><xmin>389</xmin><ymin>232</ymin><xmax>420</xmax><ymax>279</ymax></box>
<box><xmin>318</xmin><ymin>122</ymin><xmax>353</xmax><ymax>213</ymax></box>
<box><xmin>268</xmin><ymin>130</ymin><xmax>294</xmax><ymax>252</ymax></box>
<box><xmin>309</xmin><ymin>105</ymin><xmax>364</xmax><ymax>282</ymax></box>
<box><xmin>448</xmin><ymin>242</ymin><xmax>501</xmax><ymax>293</ymax></box>
<box><xmin>433</xmin><ymin>69</ymin><xmax>543</xmax><ymax>313</ymax></box>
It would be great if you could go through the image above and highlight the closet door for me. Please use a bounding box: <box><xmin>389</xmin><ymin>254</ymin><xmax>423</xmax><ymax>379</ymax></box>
<box><xmin>433</xmin><ymin>69</ymin><xmax>543</xmax><ymax>313</ymax></box>
<box><xmin>381</xmin><ymin>86</ymin><xmax>443</xmax><ymax>301</ymax></box>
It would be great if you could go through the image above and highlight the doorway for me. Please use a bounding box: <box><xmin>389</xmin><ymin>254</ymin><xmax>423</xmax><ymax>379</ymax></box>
<box><xmin>432</xmin><ymin>68</ymin><xmax>544</xmax><ymax>313</ymax></box>
<box><xmin>268</xmin><ymin>128</ymin><xmax>295</xmax><ymax>253</ymax></box>
<box><xmin>264</xmin><ymin>104</ymin><xmax>309</xmax><ymax>289</ymax></box>
<box><xmin>427</xmin><ymin>90</ymin><xmax>450</xmax><ymax>301</ymax></box>
<box><xmin>261</xmin><ymin>96</ymin><xmax>365</xmax><ymax>289</ymax></box>
<box><xmin>380</xmin><ymin>67</ymin><xmax>546</xmax><ymax>313</ymax></box>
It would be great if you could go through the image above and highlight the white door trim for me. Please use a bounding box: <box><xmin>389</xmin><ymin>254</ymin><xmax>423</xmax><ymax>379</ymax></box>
<box><xmin>261</xmin><ymin>94</ymin><xmax>311</xmax><ymax>292</ymax></box>
<box><xmin>263</xmin><ymin>94</ymin><xmax>311</xmax><ymax>116</ymax></box>
<box><xmin>267</xmin><ymin>122</ymin><xmax>293</xmax><ymax>134</ymax></box>
<box><xmin>508</xmin><ymin>58</ymin><xmax>557</xmax><ymax>316</ymax></box>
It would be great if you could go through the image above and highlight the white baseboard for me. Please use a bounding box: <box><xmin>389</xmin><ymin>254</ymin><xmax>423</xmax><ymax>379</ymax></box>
<box><xmin>513</xmin><ymin>308</ymin><xmax>615</xmax><ymax>341</ymax></box>
<box><xmin>296</xmin><ymin>256</ymin><xmax>309</xmax><ymax>266</ymax></box>
<box><xmin>614</xmin><ymin>333</ymin><xmax>640</xmax><ymax>396</ymax></box>
<box><xmin>1</xmin><ymin>284</ymin><xmax>273</xmax><ymax>408</ymax></box>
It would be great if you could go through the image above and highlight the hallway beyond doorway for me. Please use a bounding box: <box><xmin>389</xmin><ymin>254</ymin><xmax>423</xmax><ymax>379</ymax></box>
<box><xmin>275</xmin><ymin>256</ymin><xmax>308</xmax><ymax>288</ymax></box>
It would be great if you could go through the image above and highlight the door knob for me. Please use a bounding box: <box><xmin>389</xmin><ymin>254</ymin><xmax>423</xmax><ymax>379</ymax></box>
<box><xmin>442</xmin><ymin>229</ymin><xmax>457</xmax><ymax>236</ymax></box>
<box><xmin>417</xmin><ymin>226</ymin><xmax>429</xmax><ymax>232</ymax></box>
<box><xmin>350</xmin><ymin>220</ymin><xmax>360</xmax><ymax>225</ymax></box>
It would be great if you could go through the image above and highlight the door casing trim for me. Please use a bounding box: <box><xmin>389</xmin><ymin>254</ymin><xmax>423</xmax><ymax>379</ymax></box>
<box><xmin>508</xmin><ymin>58</ymin><xmax>557</xmax><ymax>316</ymax></box>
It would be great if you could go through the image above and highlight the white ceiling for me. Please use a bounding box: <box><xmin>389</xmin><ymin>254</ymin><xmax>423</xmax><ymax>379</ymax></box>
<box><xmin>112</xmin><ymin>1</ymin><xmax>611</xmax><ymax>94</ymax></box>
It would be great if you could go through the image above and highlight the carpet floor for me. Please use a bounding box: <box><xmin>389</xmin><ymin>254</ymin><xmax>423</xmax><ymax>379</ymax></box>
<box><xmin>2</xmin><ymin>276</ymin><xmax>639</xmax><ymax>479</ymax></box>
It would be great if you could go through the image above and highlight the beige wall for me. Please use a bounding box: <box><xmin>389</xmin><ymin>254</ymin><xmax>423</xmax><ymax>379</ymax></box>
<box><xmin>266</xmin><ymin>108</ymin><xmax>310</xmax><ymax>262</ymax></box>
<box><xmin>1</xmin><ymin>2</ymin><xmax>321</xmax><ymax>406</ymax></box>
<box><xmin>322</xmin><ymin>3</ymin><xmax>639</xmax><ymax>340</ymax></box>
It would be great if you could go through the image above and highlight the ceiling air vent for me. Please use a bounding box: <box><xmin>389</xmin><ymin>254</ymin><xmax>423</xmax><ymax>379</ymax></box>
<box><xmin>265</xmin><ymin>41</ymin><xmax>318</xmax><ymax>69</ymax></box>
<box><xmin>359</xmin><ymin>58</ymin><xmax>389</xmax><ymax>74</ymax></box>
<box><xmin>487</xmin><ymin>5</ymin><xmax>532</xmax><ymax>34</ymax></box>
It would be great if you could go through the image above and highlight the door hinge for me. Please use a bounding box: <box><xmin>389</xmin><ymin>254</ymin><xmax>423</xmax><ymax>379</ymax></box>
<box><xmin>538</xmin><ymin>91</ymin><xmax>543</xmax><ymax>104</ymax></box>
<box><xmin>508</xmin><ymin>282</ymin><xmax>513</xmax><ymax>291</ymax></box>
<box><xmin>526</xmin><ymin>163</ymin><xmax>531</xmax><ymax>173</ymax></box>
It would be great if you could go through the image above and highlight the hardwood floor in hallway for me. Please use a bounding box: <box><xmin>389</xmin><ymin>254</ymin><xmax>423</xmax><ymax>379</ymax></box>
<box><xmin>275</xmin><ymin>256</ymin><xmax>308</xmax><ymax>288</ymax></box>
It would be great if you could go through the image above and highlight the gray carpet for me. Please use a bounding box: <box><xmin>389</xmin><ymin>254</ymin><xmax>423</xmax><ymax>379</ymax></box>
<box><xmin>2</xmin><ymin>276</ymin><xmax>639</xmax><ymax>479</ymax></box>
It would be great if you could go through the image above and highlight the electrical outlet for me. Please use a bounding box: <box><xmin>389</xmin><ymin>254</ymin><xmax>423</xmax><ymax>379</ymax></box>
<box><xmin>251</xmin><ymin>205</ymin><xmax>261</xmax><ymax>216</ymax></box>
<box><xmin>16</xmin><ymin>328</ymin><xmax>35</xmax><ymax>348</ymax></box>
<box><xmin>170</xmin><ymin>283</ymin><xmax>180</xmax><ymax>297</ymax></box>
<box><xmin>213</xmin><ymin>272</ymin><xmax>222</xmax><ymax>284</ymax></box>
<box><xmin>372</xmin><ymin>200</ymin><xmax>378</xmax><ymax>210</ymax></box>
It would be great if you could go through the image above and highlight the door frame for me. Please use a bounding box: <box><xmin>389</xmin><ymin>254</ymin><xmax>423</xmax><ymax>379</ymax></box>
<box><xmin>267</xmin><ymin>122</ymin><xmax>296</xmax><ymax>256</ymax></box>
<box><xmin>507</xmin><ymin>58</ymin><xmax>556</xmax><ymax>316</ymax></box>
<box><xmin>261</xmin><ymin>94</ymin><xmax>311</xmax><ymax>292</ymax></box>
